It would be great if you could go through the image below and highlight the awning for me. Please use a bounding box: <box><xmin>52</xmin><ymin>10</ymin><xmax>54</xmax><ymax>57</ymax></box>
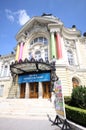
<box><xmin>10</xmin><ymin>59</ymin><xmax>54</xmax><ymax>75</ymax></box>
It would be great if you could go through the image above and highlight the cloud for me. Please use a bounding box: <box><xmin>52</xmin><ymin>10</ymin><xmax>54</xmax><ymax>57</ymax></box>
<box><xmin>17</xmin><ymin>10</ymin><xmax>30</xmax><ymax>26</ymax></box>
<box><xmin>5</xmin><ymin>9</ymin><xmax>14</xmax><ymax>22</ymax></box>
<box><xmin>5</xmin><ymin>9</ymin><xmax>30</xmax><ymax>26</ymax></box>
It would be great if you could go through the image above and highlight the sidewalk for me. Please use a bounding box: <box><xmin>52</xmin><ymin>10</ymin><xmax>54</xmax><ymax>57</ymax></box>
<box><xmin>0</xmin><ymin>115</ymin><xmax>60</xmax><ymax>130</ymax></box>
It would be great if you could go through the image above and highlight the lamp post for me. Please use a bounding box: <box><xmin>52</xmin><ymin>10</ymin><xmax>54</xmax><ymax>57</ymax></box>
<box><xmin>50</xmin><ymin>58</ymin><xmax>59</xmax><ymax>104</ymax></box>
<box><xmin>50</xmin><ymin>57</ymin><xmax>59</xmax><ymax>92</ymax></box>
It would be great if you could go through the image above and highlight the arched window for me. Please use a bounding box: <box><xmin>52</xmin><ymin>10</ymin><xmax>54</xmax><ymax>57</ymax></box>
<box><xmin>30</xmin><ymin>37</ymin><xmax>48</xmax><ymax>46</ymax></box>
<box><xmin>67</xmin><ymin>50</ymin><xmax>74</xmax><ymax>65</ymax></box>
<box><xmin>35</xmin><ymin>51</ymin><xmax>41</xmax><ymax>61</ymax></box>
<box><xmin>72</xmin><ymin>77</ymin><xmax>79</xmax><ymax>88</ymax></box>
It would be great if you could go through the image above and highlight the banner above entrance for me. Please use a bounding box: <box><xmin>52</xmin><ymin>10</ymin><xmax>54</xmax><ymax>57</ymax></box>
<box><xmin>18</xmin><ymin>73</ymin><xmax>50</xmax><ymax>83</ymax></box>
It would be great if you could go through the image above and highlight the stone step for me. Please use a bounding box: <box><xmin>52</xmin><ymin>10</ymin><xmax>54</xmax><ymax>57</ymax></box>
<box><xmin>0</xmin><ymin>99</ymin><xmax>56</xmax><ymax>117</ymax></box>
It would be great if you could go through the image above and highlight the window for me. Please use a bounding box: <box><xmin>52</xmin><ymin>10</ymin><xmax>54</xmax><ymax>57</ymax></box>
<box><xmin>45</xmin><ymin>49</ymin><xmax>48</xmax><ymax>61</ymax></box>
<box><xmin>34</xmin><ymin>38</ymin><xmax>38</xmax><ymax>43</ymax></box>
<box><xmin>2</xmin><ymin>65</ymin><xmax>8</xmax><ymax>77</ymax></box>
<box><xmin>67</xmin><ymin>50</ymin><xmax>74</xmax><ymax>65</ymax></box>
<box><xmin>29</xmin><ymin>52</ymin><xmax>33</xmax><ymax>60</ymax></box>
<box><xmin>30</xmin><ymin>37</ymin><xmax>48</xmax><ymax>46</ymax></box>
<box><xmin>39</xmin><ymin>37</ymin><xmax>43</xmax><ymax>42</ymax></box>
<box><xmin>0</xmin><ymin>66</ymin><xmax>2</xmax><ymax>77</ymax></box>
<box><xmin>0</xmin><ymin>85</ymin><xmax>4</xmax><ymax>97</ymax></box>
<box><xmin>44</xmin><ymin>38</ymin><xmax>48</xmax><ymax>44</ymax></box>
<box><xmin>30</xmin><ymin>41</ymin><xmax>33</xmax><ymax>45</ymax></box>
<box><xmin>35</xmin><ymin>51</ymin><xmax>41</xmax><ymax>61</ymax></box>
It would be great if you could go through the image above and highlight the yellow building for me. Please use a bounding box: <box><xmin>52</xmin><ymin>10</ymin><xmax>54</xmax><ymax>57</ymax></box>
<box><xmin>0</xmin><ymin>14</ymin><xmax>86</xmax><ymax>99</ymax></box>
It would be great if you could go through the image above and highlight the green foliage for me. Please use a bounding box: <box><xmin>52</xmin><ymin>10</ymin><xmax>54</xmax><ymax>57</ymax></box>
<box><xmin>71</xmin><ymin>86</ymin><xmax>86</xmax><ymax>109</ymax></box>
<box><xmin>65</xmin><ymin>105</ymin><xmax>86</xmax><ymax>127</ymax></box>
<box><xmin>64</xmin><ymin>96</ymin><xmax>71</xmax><ymax>105</ymax></box>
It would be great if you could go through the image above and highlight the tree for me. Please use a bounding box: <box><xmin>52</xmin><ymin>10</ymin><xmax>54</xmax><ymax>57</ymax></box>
<box><xmin>71</xmin><ymin>86</ymin><xmax>86</xmax><ymax>109</ymax></box>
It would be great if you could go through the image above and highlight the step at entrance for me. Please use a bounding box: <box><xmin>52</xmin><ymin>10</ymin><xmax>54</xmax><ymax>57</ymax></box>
<box><xmin>0</xmin><ymin>99</ymin><xmax>56</xmax><ymax>118</ymax></box>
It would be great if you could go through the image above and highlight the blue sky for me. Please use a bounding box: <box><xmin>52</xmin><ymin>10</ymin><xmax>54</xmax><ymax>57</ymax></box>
<box><xmin>0</xmin><ymin>0</ymin><xmax>86</xmax><ymax>55</ymax></box>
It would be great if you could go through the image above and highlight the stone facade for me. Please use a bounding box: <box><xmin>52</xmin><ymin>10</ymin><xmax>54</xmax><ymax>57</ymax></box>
<box><xmin>0</xmin><ymin>14</ymin><xmax>86</xmax><ymax>98</ymax></box>
<box><xmin>0</xmin><ymin>53</ymin><xmax>15</xmax><ymax>98</ymax></box>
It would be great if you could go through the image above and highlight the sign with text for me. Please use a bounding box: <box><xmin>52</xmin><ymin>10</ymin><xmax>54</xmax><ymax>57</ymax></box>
<box><xmin>18</xmin><ymin>73</ymin><xmax>50</xmax><ymax>83</ymax></box>
<box><xmin>54</xmin><ymin>80</ymin><xmax>66</xmax><ymax>119</ymax></box>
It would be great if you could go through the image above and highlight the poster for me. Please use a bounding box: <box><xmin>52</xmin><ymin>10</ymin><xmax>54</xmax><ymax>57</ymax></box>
<box><xmin>54</xmin><ymin>80</ymin><xmax>66</xmax><ymax>119</ymax></box>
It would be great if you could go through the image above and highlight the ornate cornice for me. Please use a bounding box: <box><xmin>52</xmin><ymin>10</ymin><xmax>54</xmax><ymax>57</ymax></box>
<box><xmin>79</xmin><ymin>36</ymin><xmax>86</xmax><ymax>43</ymax></box>
<box><xmin>16</xmin><ymin>16</ymin><xmax>63</xmax><ymax>39</ymax></box>
<box><xmin>0</xmin><ymin>54</ymin><xmax>15</xmax><ymax>61</ymax></box>
<box><xmin>62</xmin><ymin>26</ymin><xmax>81</xmax><ymax>39</ymax></box>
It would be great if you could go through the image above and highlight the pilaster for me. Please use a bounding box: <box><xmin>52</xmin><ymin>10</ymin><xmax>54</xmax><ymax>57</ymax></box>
<box><xmin>38</xmin><ymin>82</ymin><xmax>42</xmax><ymax>98</ymax></box>
<box><xmin>25</xmin><ymin>83</ymin><xmax>29</xmax><ymax>98</ymax></box>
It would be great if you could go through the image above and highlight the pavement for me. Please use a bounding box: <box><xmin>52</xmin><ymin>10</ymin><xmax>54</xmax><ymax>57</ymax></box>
<box><xmin>0</xmin><ymin>99</ymin><xmax>61</xmax><ymax>130</ymax></box>
<box><xmin>0</xmin><ymin>115</ymin><xmax>61</xmax><ymax>130</ymax></box>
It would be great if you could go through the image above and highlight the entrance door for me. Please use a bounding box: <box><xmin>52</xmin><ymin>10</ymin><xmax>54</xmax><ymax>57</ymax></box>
<box><xmin>42</xmin><ymin>82</ymin><xmax>51</xmax><ymax>98</ymax></box>
<box><xmin>20</xmin><ymin>83</ymin><xmax>26</xmax><ymax>98</ymax></box>
<box><xmin>29</xmin><ymin>82</ymin><xmax>38</xmax><ymax>98</ymax></box>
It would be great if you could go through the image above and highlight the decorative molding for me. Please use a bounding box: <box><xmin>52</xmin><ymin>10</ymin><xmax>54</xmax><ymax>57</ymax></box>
<box><xmin>48</xmin><ymin>23</ymin><xmax>63</xmax><ymax>33</ymax></box>
<box><xmin>64</xmin><ymin>39</ymin><xmax>76</xmax><ymax>49</ymax></box>
<box><xmin>79</xmin><ymin>36</ymin><xmax>86</xmax><ymax>43</ymax></box>
<box><xmin>25</xmin><ymin>21</ymin><xmax>48</xmax><ymax>38</ymax></box>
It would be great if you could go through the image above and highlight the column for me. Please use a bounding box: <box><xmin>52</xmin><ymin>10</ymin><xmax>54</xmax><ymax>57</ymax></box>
<box><xmin>18</xmin><ymin>42</ymin><xmax>24</xmax><ymax>61</ymax></box>
<box><xmin>16</xmin><ymin>85</ymin><xmax>20</xmax><ymax>98</ymax></box>
<box><xmin>15</xmin><ymin>44</ymin><xmax>20</xmax><ymax>61</ymax></box>
<box><xmin>50</xmin><ymin>32</ymin><xmax>56</xmax><ymax>58</ymax></box>
<box><xmin>25</xmin><ymin>83</ymin><xmax>29</xmax><ymax>98</ymax></box>
<box><xmin>56</xmin><ymin>33</ymin><xmax>62</xmax><ymax>59</ymax></box>
<box><xmin>38</xmin><ymin>82</ymin><xmax>42</xmax><ymax>98</ymax></box>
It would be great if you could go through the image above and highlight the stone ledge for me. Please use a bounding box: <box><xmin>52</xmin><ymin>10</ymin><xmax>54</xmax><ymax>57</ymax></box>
<box><xmin>67</xmin><ymin>120</ymin><xmax>86</xmax><ymax>130</ymax></box>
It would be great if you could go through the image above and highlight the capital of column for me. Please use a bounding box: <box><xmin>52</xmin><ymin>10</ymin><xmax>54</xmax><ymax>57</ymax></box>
<box><xmin>16</xmin><ymin>32</ymin><xmax>26</xmax><ymax>41</ymax></box>
<box><xmin>48</xmin><ymin>23</ymin><xmax>62</xmax><ymax>33</ymax></box>
<box><xmin>17</xmin><ymin>36</ymin><xmax>25</xmax><ymax>45</ymax></box>
<box><xmin>50</xmin><ymin>30</ymin><xmax>61</xmax><ymax>37</ymax></box>
<box><xmin>18</xmin><ymin>41</ymin><xmax>25</xmax><ymax>46</ymax></box>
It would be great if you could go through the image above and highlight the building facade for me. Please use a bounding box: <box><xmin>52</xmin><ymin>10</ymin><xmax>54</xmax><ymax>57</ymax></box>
<box><xmin>0</xmin><ymin>14</ymin><xmax>86</xmax><ymax>99</ymax></box>
<box><xmin>0</xmin><ymin>53</ymin><xmax>15</xmax><ymax>98</ymax></box>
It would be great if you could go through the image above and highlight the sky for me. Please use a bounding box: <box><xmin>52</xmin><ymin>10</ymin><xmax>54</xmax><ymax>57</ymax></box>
<box><xmin>0</xmin><ymin>0</ymin><xmax>86</xmax><ymax>55</ymax></box>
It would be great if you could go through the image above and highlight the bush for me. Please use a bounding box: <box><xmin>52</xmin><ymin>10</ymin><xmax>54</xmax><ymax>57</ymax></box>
<box><xmin>71</xmin><ymin>86</ymin><xmax>86</xmax><ymax>109</ymax></box>
<box><xmin>65</xmin><ymin>105</ymin><xmax>86</xmax><ymax>127</ymax></box>
<box><xmin>64</xmin><ymin>96</ymin><xmax>71</xmax><ymax>105</ymax></box>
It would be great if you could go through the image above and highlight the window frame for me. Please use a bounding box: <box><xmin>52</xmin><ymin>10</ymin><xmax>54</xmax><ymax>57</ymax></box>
<box><xmin>67</xmin><ymin>50</ymin><xmax>74</xmax><ymax>65</ymax></box>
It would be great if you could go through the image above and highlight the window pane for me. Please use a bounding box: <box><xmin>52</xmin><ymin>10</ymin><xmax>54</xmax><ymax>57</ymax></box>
<box><xmin>34</xmin><ymin>38</ymin><xmax>38</xmax><ymax>43</ymax></box>
<box><xmin>45</xmin><ymin>49</ymin><xmax>48</xmax><ymax>61</ymax></box>
<box><xmin>30</xmin><ymin>41</ymin><xmax>33</xmax><ymax>45</ymax></box>
<box><xmin>39</xmin><ymin>37</ymin><xmax>43</xmax><ymax>42</ymax></box>
<box><xmin>44</xmin><ymin>38</ymin><xmax>48</xmax><ymax>44</ymax></box>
